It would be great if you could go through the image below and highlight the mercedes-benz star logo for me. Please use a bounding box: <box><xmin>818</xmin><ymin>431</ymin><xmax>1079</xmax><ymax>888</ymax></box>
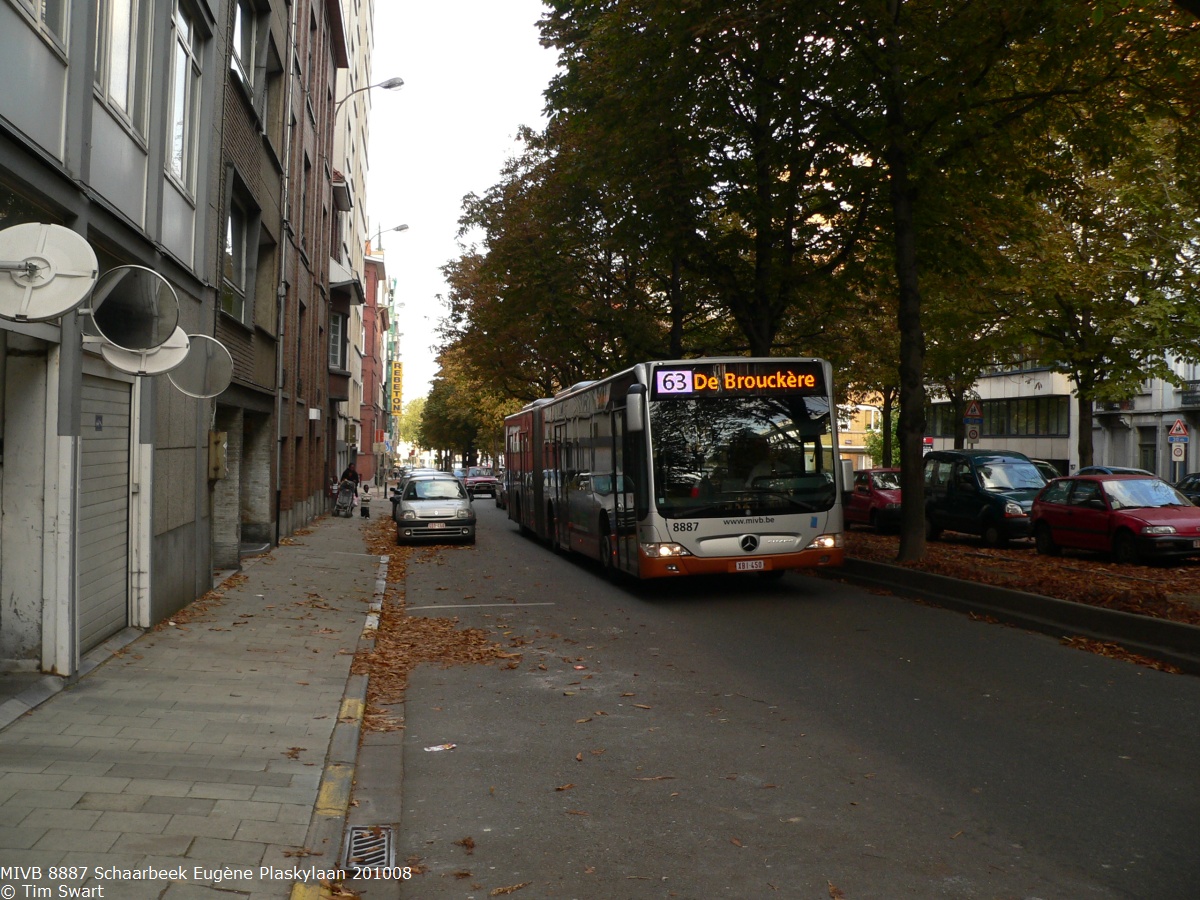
<box><xmin>740</xmin><ymin>535</ymin><xmax>759</xmax><ymax>553</ymax></box>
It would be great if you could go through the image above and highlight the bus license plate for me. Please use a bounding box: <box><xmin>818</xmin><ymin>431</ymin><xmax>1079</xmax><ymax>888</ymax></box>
<box><xmin>735</xmin><ymin>560</ymin><xmax>765</xmax><ymax>572</ymax></box>
<box><xmin>428</xmin><ymin>522</ymin><xmax>446</xmax><ymax>529</ymax></box>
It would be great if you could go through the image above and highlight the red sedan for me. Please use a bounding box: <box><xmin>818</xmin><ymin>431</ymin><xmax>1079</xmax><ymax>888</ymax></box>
<box><xmin>1030</xmin><ymin>474</ymin><xmax>1200</xmax><ymax>564</ymax></box>
<box><xmin>845</xmin><ymin>467</ymin><xmax>902</xmax><ymax>532</ymax></box>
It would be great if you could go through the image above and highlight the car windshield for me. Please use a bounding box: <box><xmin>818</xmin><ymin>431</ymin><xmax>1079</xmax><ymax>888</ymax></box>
<box><xmin>649</xmin><ymin>394</ymin><xmax>836</xmax><ymax>517</ymax></box>
<box><xmin>406</xmin><ymin>480</ymin><xmax>466</xmax><ymax>500</ymax></box>
<box><xmin>870</xmin><ymin>472</ymin><xmax>901</xmax><ymax>490</ymax></box>
<box><xmin>1104</xmin><ymin>478</ymin><xmax>1190</xmax><ymax>510</ymax></box>
<box><xmin>591</xmin><ymin>474</ymin><xmax>633</xmax><ymax>495</ymax></box>
<box><xmin>977</xmin><ymin>461</ymin><xmax>1045</xmax><ymax>491</ymax></box>
<box><xmin>468</xmin><ymin>468</ymin><xmax>493</xmax><ymax>477</ymax></box>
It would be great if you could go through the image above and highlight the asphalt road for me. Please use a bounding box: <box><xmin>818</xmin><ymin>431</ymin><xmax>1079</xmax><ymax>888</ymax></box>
<box><xmin>394</xmin><ymin>501</ymin><xmax>1200</xmax><ymax>899</ymax></box>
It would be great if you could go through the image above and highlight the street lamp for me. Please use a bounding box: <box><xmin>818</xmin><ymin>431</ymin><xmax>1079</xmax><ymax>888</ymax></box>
<box><xmin>333</xmin><ymin>76</ymin><xmax>404</xmax><ymax>121</ymax></box>
<box><xmin>367</xmin><ymin>223</ymin><xmax>409</xmax><ymax>251</ymax></box>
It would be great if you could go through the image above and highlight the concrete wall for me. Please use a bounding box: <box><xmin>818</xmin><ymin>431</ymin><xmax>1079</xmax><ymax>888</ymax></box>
<box><xmin>0</xmin><ymin>334</ymin><xmax>49</xmax><ymax>667</ymax></box>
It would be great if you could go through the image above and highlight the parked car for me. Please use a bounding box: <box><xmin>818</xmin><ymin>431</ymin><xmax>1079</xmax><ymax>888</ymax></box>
<box><xmin>1075</xmin><ymin>465</ymin><xmax>1153</xmax><ymax>476</ymax></box>
<box><xmin>1175</xmin><ymin>472</ymin><xmax>1200</xmax><ymax>505</ymax></box>
<box><xmin>923</xmin><ymin>449</ymin><xmax>1046</xmax><ymax>545</ymax></box>
<box><xmin>391</xmin><ymin>471</ymin><xmax>458</xmax><ymax>521</ymax></box>
<box><xmin>1029</xmin><ymin>459</ymin><xmax>1062</xmax><ymax>482</ymax></box>
<box><xmin>1031</xmin><ymin>474</ymin><xmax>1200</xmax><ymax>564</ymax></box>
<box><xmin>845</xmin><ymin>468</ymin><xmax>902</xmax><ymax>532</ymax></box>
<box><xmin>394</xmin><ymin>474</ymin><xmax>476</xmax><ymax>545</ymax></box>
<box><xmin>464</xmin><ymin>466</ymin><xmax>501</xmax><ymax>497</ymax></box>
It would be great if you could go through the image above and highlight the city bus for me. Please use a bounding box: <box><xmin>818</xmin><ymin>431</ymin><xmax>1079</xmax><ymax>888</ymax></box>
<box><xmin>503</xmin><ymin>358</ymin><xmax>845</xmax><ymax>578</ymax></box>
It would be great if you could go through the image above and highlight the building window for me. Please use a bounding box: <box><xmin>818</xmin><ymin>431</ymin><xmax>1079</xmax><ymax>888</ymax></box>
<box><xmin>8</xmin><ymin>0</ymin><xmax>67</xmax><ymax>47</ymax></box>
<box><xmin>231</xmin><ymin>0</ymin><xmax>256</xmax><ymax>88</ymax></box>
<box><xmin>330</xmin><ymin>313</ymin><xmax>347</xmax><ymax>370</ymax></box>
<box><xmin>168</xmin><ymin>2</ymin><xmax>202</xmax><ymax>192</ymax></box>
<box><xmin>95</xmin><ymin>0</ymin><xmax>152</xmax><ymax>134</ymax></box>
<box><xmin>927</xmin><ymin>396</ymin><xmax>1071</xmax><ymax>439</ymax></box>
<box><xmin>221</xmin><ymin>202</ymin><xmax>248</xmax><ymax>320</ymax></box>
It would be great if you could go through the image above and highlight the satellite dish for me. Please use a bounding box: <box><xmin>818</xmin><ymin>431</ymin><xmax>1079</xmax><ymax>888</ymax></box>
<box><xmin>0</xmin><ymin>223</ymin><xmax>98</xmax><ymax>322</ymax></box>
<box><xmin>90</xmin><ymin>265</ymin><xmax>180</xmax><ymax>351</ymax></box>
<box><xmin>168</xmin><ymin>335</ymin><xmax>234</xmax><ymax>399</ymax></box>
<box><xmin>100</xmin><ymin>325</ymin><xmax>191</xmax><ymax>376</ymax></box>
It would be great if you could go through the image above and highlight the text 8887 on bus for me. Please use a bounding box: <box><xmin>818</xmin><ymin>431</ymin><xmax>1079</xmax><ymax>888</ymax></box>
<box><xmin>502</xmin><ymin>358</ymin><xmax>845</xmax><ymax>579</ymax></box>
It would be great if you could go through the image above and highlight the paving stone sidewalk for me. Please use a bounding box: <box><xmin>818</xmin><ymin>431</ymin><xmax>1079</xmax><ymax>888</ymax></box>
<box><xmin>0</xmin><ymin>516</ymin><xmax>382</xmax><ymax>900</ymax></box>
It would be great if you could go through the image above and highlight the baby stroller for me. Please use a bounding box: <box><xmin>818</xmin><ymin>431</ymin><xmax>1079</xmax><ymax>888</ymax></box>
<box><xmin>334</xmin><ymin>480</ymin><xmax>357</xmax><ymax>518</ymax></box>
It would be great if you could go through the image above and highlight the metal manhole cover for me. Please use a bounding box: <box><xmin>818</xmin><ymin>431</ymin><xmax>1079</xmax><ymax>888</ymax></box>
<box><xmin>343</xmin><ymin>824</ymin><xmax>395</xmax><ymax>872</ymax></box>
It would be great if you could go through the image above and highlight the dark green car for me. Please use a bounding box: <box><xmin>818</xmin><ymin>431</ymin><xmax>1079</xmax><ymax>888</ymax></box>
<box><xmin>923</xmin><ymin>449</ymin><xmax>1047</xmax><ymax>546</ymax></box>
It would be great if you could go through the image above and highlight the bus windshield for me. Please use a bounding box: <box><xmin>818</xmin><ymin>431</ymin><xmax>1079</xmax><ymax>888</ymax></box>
<box><xmin>649</xmin><ymin>394</ymin><xmax>836</xmax><ymax>518</ymax></box>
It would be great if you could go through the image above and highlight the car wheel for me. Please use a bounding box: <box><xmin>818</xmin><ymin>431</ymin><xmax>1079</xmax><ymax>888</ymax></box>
<box><xmin>982</xmin><ymin>523</ymin><xmax>1007</xmax><ymax>547</ymax></box>
<box><xmin>1113</xmin><ymin>531</ymin><xmax>1140</xmax><ymax>565</ymax></box>
<box><xmin>924</xmin><ymin>517</ymin><xmax>941</xmax><ymax>541</ymax></box>
<box><xmin>1034</xmin><ymin>523</ymin><xmax>1060</xmax><ymax>556</ymax></box>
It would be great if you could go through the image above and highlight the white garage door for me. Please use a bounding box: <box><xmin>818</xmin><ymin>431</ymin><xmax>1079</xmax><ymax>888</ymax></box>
<box><xmin>78</xmin><ymin>374</ymin><xmax>131</xmax><ymax>652</ymax></box>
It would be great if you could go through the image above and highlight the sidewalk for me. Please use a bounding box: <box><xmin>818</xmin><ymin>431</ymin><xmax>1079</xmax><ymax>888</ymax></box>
<box><xmin>0</xmin><ymin>515</ymin><xmax>383</xmax><ymax>900</ymax></box>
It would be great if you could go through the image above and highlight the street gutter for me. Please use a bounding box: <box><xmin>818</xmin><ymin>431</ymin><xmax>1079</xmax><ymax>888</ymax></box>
<box><xmin>822</xmin><ymin>557</ymin><xmax>1200</xmax><ymax>676</ymax></box>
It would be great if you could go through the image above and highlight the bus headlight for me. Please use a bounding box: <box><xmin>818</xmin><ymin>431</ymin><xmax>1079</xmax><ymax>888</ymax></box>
<box><xmin>640</xmin><ymin>543</ymin><xmax>693</xmax><ymax>557</ymax></box>
<box><xmin>804</xmin><ymin>533</ymin><xmax>844</xmax><ymax>551</ymax></box>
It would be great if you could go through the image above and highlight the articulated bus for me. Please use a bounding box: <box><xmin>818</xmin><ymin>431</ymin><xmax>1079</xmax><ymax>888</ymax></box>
<box><xmin>503</xmin><ymin>358</ymin><xmax>845</xmax><ymax>578</ymax></box>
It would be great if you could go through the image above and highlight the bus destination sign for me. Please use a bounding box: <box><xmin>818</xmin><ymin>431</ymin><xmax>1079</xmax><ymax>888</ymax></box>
<box><xmin>651</xmin><ymin>362</ymin><xmax>825</xmax><ymax>399</ymax></box>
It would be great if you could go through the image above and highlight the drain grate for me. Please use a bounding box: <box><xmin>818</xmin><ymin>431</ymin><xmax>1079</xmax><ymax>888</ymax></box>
<box><xmin>342</xmin><ymin>824</ymin><xmax>395</xmax><ymax>873</ymax></box>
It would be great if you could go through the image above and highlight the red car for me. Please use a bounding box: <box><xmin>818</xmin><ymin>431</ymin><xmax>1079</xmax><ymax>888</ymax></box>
<box><xmin>1030</xmin><ymin>474</ymin><xmax>1200</xmax><ymax>564</ymax></box>
<box><xmin>464</xmin><ymin>466</ymin><xmax>500</xmax><ymax>497</ymax></box>
<box><xmin>845</xmin><ymin>467</ymin><xmax>902</xmax><ymax>532</ymax></box>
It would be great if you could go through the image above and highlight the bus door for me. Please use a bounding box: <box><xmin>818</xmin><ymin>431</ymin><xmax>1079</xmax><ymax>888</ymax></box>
<box><xmin>551</xmin><ymin>422</ymin><xmax>569</xmax><ymax>545</ymax></box>
<box><xmin>611</xmin><ymin>410</ymin><xmax>632</xmax><ymax>572</ymax></box>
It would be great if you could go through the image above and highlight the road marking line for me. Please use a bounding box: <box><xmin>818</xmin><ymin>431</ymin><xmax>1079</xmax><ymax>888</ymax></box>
<box><xmin>406</xmin><ymin>602</ymin><xmax>557</xmax><ymax>610</ymax></box>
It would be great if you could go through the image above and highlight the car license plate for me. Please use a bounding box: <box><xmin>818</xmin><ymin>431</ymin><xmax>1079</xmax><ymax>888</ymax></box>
<box><xmin>1193</xmin><ymin>539</ymin><xmax>1200</xmax><ymax>548</ymax></box>
<box><xmin>428</xmin><ymin>522</ymin><xmax>446</xmax><ymax>529</ymax></box>
<box><xmin>735</xmin><ymin>559</ymin><xmax>765</xmax><ymax>572</ymax></box>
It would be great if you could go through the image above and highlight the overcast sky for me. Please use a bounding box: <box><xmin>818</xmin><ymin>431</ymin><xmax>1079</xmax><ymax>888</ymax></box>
<box><xmin>365</xmin><ymin>0</ymin><xmax>559</xmax><ymax>404</ymax></box>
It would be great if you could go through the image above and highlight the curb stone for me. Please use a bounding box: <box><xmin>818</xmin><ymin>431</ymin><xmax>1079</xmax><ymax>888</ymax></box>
<box><xmin>828</xmin><ymin>557</ymin><xmax>1200</xmax><ymax>674</ymax></box>
<box><xmin>289</xmin><ymin>554</ymin><xmax>388</xmax><ymax>900</ymax></box>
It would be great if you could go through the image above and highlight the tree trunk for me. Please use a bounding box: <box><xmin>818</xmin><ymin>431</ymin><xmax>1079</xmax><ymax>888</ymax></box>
<box><xmin>668</xmin><ymin>254</ymin><xmax>684</xmax><ymax>358</ymax></box>
<box><xmin>884</xmin><ymin>4</ymin><xmax>928</xmax><ymax>563</ymax></box>
<box><xmin>1076</xmin><ymin>393</ymin><xmax>1095</xmax><ymax>468</ymax></box>
<box><xmin>881</xmin><ymin>388</ymin><xmax>895</xmax><ymax>467</ymax></box>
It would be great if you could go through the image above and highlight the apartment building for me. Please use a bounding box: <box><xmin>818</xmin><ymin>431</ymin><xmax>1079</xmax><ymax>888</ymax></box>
<box><xmin>0</xmin><ymin>0</ymin><xmax>381</xmax><ymax>680</ymax></box>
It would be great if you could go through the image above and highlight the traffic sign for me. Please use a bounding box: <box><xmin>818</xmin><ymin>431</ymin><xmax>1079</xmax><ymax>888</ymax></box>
<box><xmin>966</xmin><ymin>424</ymin><xmax>980</xmax><ymax>443</ymax></box>
<box><xmin>1169</xmin><ymin>418</ymin><xmax>1189</xmax><ymax>437</ymax></box>
<box><xmin>964</xmin><ymin>400</ymin><xmax>983</xmax><ymax>420</ymax></box>
<box><xmin>1168</xmin><ymin>435</ymin><xmax>1189</xmax><ymax>443</ymax></box>
<box><xmin>1172</xmin><ymin>443</ymin><xmax>1186</xmax><ymax>462</ymax></box>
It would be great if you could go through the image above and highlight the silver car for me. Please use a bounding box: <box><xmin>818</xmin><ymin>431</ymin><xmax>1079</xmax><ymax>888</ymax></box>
<box><xmin>394</xmin><ymin>475</ymin><xmax>476</xmax><ymax>545</ymax></box>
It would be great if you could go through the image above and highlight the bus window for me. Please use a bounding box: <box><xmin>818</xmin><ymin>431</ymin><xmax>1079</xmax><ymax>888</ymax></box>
<box><xmin>649</xmin><ymin>394</ymin><xmax>835</xmax><ymax>518</ymax></box>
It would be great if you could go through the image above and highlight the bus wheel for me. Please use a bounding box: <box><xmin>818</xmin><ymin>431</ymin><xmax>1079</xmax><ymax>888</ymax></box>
<box><xmin>600</xmin><ymin>530</ymin><xmax>618</xmax><ymax>580</ymax></box>
<box><xmin>548</xmin><ymin>506</ymin><xmax>562</xmax><ymax>553</ymax></box>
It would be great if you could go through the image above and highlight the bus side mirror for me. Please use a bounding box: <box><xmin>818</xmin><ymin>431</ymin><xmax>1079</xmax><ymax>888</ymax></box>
<box><xmin>626</xmin><ymin>384</ymin><xmax>647</xmax><ymax>432</ymax></box>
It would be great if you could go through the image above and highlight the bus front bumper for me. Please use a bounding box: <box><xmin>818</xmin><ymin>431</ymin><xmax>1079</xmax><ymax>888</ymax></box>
<box><xmin>637</xmin><ymin>543</ymin><xmax>845</xmax><ymax>578</ymax></box>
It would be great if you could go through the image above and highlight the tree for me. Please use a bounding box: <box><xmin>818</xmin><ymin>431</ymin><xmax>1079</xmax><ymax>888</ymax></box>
<box><xmin>996</xmin><ymin>122</ymin><xmax>1200</xmax><ymax>466</ymax></box>
<box><xmin>803</xmin><ymin>0</ymin><xmax>1199</xmax><ymax>559</ymax></box>
<box><xmin>396</xmin><ymin>397</ymin><xmax>425</xmax><ymax>447</ymax></box>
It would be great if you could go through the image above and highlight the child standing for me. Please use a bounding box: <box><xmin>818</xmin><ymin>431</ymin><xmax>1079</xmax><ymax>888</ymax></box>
<box><xmin>359</xmin><ymin>483</ymin><xmax>372</xmax><ymax>518</ymax></box>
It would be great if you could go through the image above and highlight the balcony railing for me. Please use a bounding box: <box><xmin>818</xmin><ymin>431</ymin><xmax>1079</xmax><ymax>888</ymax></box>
<box><xmin>1178</xmin><ymin>381</ymin><xmax>1200</xmax><ymax>408</ymax></box>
